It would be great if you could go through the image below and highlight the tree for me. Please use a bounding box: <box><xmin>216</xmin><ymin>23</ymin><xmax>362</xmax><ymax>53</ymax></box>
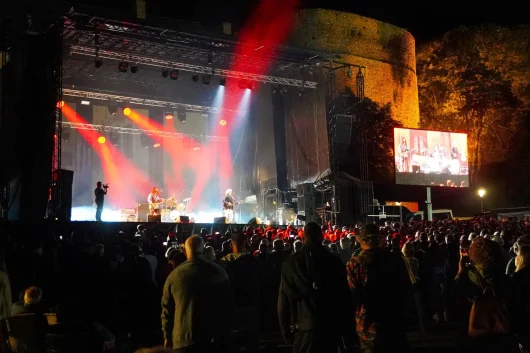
<box><xmin>328</xmin><ymin>87</ymin><xmax>402</xmax><ymax>184</ymax></box>
<box><xmin>417</xmin><ymin>25</ymin><xmax>530</xmax><ymax>183</ymax></box>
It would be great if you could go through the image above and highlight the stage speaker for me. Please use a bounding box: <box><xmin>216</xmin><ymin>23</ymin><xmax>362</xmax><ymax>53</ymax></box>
<box><xmin>136</xmin><ymin>203</ymin><xmax>150</xmax><ymax>222</ymax></box>
<box><xmin>247</xmin><ymin>217</ymin><xmax>262</xmax><ymax>227</ymax></box>
<box><xmin>177</xmin><ymin>216</ymin><xmax>190</xmax><ymax>223</ymax></box>
<box><xmin>297</xmin><ymin>195</ymin><xmax>316</xmax><ymax>212</ymax></box>
<box><xmin>50</xmin><ymin>169</ymin><xmax>73</xmax><ymax>221</ymax></box>
<box><xmin>296</xmin><ymin>183</ymin><xmax>314</xmax><ymax>197</ymax></box>
<box><xmin>214</xmin><ymin>216</ymin><xmax>228</xmax><ymax>224</ymax></box>
<box><xmin>148</xmin><ymin>215</ymin><xmax>161</xmax><ymax>223</ymax></box>
<box><xmin>412</xmin><ymin>165</ymin><xmax>420</xmax><ymax>173</ymax></box>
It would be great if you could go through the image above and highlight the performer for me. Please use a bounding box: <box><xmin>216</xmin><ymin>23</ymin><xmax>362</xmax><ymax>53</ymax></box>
<box><xmin>222</xmin><ymin>189</ymin><xmax>236</xmax><ymax>223</ymax></box>
<box><xmin>398</xmin><ymin>136</ymin><xmax>410</xmax><ymax>172</ymax></box>
<box><xmin>94</xmin><ymin>181</ymin><xmax>108</xmax><ymax>222</ymax></box>
<box><xmin>451</xmin><ymin>141</ymin><xmax>460</xmax><ymax>159</ymax></box>
<box><xmin>147</xmin><ymin>186</ymin><xmax>164</xmax><ymax>216</ymax></box>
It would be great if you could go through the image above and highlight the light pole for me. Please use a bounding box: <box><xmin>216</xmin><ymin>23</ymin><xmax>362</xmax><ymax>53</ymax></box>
<box><xmin>478</xmin><ymin>188</ymin><xmax>486</xmax><ymax>213</ymax></box>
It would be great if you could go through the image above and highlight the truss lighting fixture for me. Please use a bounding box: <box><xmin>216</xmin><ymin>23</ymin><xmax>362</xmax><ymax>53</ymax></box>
<box><xmin>238</xmin><ymin>79</ymin><xmax>255</xmax><ymax>90</ymax></box>
<box><xmin>153</xmin><ymin>142</ymin><xmax>161</xmax><ymax>148</ymax></box>
<box><xmin>219</xmin><ymin>119</ymin><xmax>227</xmax><ymax>126</ymax></box>
<box><xmin>108</xmin><ymin>103</ymin><xmax>118</xmax><ymax>116</ymax></box>
<box><xmin>164</xmin><ymin>111</ymin><xmax>174</xmax><ymax>120</ymax></box>
<box><xmin>95</xmin><ymin>58</ymin><xmax>103</xmax><ymax>68</ymax></box>
<box><xmin>97</xmin><ymin>136</ymin><xmax>106</xmax><ymax>144</ymax></box>
<box><xmin>162</xmin><ymin>69</ymin><xmax>169</xmax><ymax>78</ymax></box>
<box><xmin>131</xmin><ymin>64</ymin><xmax>139</xmax><ymax>73</ymax></box>
<box><xmin>140</xmin><ymin>133</ymin><xmax>150</xmax><ymax>148</ymax></box>
<box><xmin>81</xmin><ymin>100</ymin><xmax>90</xmax><ymax>105</ymax></box>
<box><xmin>123</xmin><ymin>107</ymin><xmax>132</xmax><ymax>116</ymax></box>
<box><xmin>220</xmin><ymin>77</ymin><xmax>226</xmax><ymax>86</ymax></box>
<box><xmin>207</xmin><ymin>52</ymin><xmax>213</xmax><ymax>65</ymax></box>
<box><xmin>118</xmin><ymin>61</ymin><xmax>129</xmax><ymax>73</ymax></box>
<box><xmin>191</xmin><ymin>74</ymin><xmax>199</xmax><ymax>83</ymax></box>
<box><xmin>56</xmin><ymin>100</ymin><xmax>65</xmax><ymax>108</ymax></box>
<box><xmin>177</xmin><ymin>109</ymin><xmax>186</xmax><ymax>123</ymax></box>
<box><xmin>63</xmin><ymin>129</ymin><xmax>71</xmax><ymax>143</ymax></box>
<box><xmin>170</xmin><ymin>69</ymin><xmax>179</xmax><ymax>80</ymax></box>
<box><xmin>202</xmin><ymin>74</ymin><xmax>211</xmax><ymax>85</ymax></box>
<box><xmin>193</xmin><ymin>146</ymin><xmax>201</xmax><ymax>151</ymax></box>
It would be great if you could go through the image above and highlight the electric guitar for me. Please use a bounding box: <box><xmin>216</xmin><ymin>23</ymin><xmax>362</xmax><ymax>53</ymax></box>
<box><xmin>222</xmin><ymin>200</ymin><xmax>242</xmax><ymax>210</ymax></box>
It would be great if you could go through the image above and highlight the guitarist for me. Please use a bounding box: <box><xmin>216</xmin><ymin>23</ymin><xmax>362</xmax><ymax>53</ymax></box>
<box><xmin>222</xmin><ymin>189</ymin><xmax>239</xmax><ymax>223</ymax></box>
<box><xmin>148</xmin><ymin>186</ymin><xmax>164</xmax><ymax>216</ymax></box>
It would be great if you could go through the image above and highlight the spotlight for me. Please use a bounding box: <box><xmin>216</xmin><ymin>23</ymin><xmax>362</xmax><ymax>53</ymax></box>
<box><xmin>81</xmin><ymin>100</ymin><xmax>90</xmax><ymax>105</ymax></box>
<box><xmin>202</xmin><ymin>74</ymin><xmax>211</xmax><ymax>85</ymax></box>
<box><xmin>109</xmin><ymin>131</ymin><xmax>119</xmax><ymax>146</ymax></box>
<box><xmin>162</xmin><ymin>69</ymin><xmax>169</xmax><ymax>78</ymax></box>
<box><xmin>193</xmin><ymin>146</ymin><xmax>201</xmax><ymax>151</ymax></box>
<box><xmin>153</xmin><ymin>143</ymin><xmax>161</xmax><ymax>148</ymax></box>
<box><xmin>219</xmin><ymin>119</ymin><xmax>227</xmax><ymax>126</ymax></box>
<box><xmin>177</xmin><ymin>109</ymin><xmax>186</xmax><ymax>123</ymax></box>
<box><xmin>191</xmin><ymin>74</ymin><xmax>199</xmax><ymax>82</ymax></box>
<box><xmin>118</xmin><ymin>61</ymin><xmax>129</xmax><ymax>73</ymax></box>
<box><xmin>56</xmin><ymin>100</ymin><xmax>65</xmax><ymax>108</ymax></box>
<box><xmin>238</xmin><ymin>79</ymin><xmax>248</xmax><ymax>89</ymax></box>
<box><xmin>220</xmin><ymin>77</ymin><xmax>226</xmax><ymax>86</ymax></box>
<box><xmin>131</xmin><ymin>64</ymin><xmax>139</xmax><ymax>73</ymax></box>
<box><xmin>247</xmin><ymin>81</ymin><xmax>256</xmax><ymax>90</ymax></box>
<box><xmin>170</xmin><ymin>69</ymin><xmax>179</xmax><ymax>80</ymax></box>
<box><xmin>140</xmin><ymin>134</ymin><xmax>150</xmax><ymax>148</ymax></box>
<box><xmin>95</xmin><ymin>58</ymin><xmax>103</xmax><ymax>68</ymax></box>
<box><xmin>97</xmin><ymin>136</ymin><xmax>106</xmax><ymax>144</ymax></box>
<box><xmin>108</xmin><ymin>103</ymin><xmax>118</xmax><ymax>116</ymax></box>
<box><xmin>164</xmin><ymin>111</ymin><xmax>174</xmax><ymax>120</ymax></box>
<box><xmin>207</xmin><ymin>52</ymin><xmax>213</xmax><ymax>65</ymax></box>
<box><xmin>123</xmin><ymin>107</ymin><xmax>131</xmax><ymax>116</ymax></box>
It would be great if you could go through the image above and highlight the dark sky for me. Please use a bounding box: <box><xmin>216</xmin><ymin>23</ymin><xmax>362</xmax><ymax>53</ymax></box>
<box><xmin>72</xmin><ymin>0</ymin><xmax>530</xmax><ymax>43</ymax></box>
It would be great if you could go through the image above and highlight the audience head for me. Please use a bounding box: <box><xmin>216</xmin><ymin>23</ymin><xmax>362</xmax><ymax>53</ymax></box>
<box><xmin>95</xmin><ymin>244</ymin><xmax>104</xmax><ymax>257</ymax></box>
<box><xmin>204</xmin><ymin>246</ymin><xmax>216</xmax><ymax>262</ymax></box>
<box><xmin>303</xmin><ymin>222</ymin><xmax>323</xmax><ymax>246</ymax></box>
<box><xmin>340</xmin><ymin>237</ymin><xmax>352</xmax><ymax>250</ymax></box>
<box><xmin>293</xmin><ymin>240</ymin><xmax>303</xmax><ymax>253</ymax></box>
<box><xmin>231</xmin><ymin>232</ymin><xmax>247</xmax><ymax>253</ymax></box>
<box><xmin>24</xmin><ymin>286</ymin><xmax>43</xmax><ymax>305</ymax></box>
<box><xmin>184</xmin><ymin>235</ymin><xmax>204</xmax><ymax>260</ymax></box>
<box><xmin>273</xmin><ymin>239</ymin><xmax>284</xmax><ymax>252</ymax></box>
<box><xmin>514</xmin><ymin>235</ymin><xmax>530</xmax><ymax>271</ymax></box>
<box><xmin>329</xmin><ymin>243</ymin><xmax>339</xmax><ymax>255</ymax></box>
<box><xmin>402</xmin><ymin>242</ymin><xmax>415</xmax><ymax>257</ymax></box>
<box><xmin>470</xmin><ymin>238</ymin><xmax>500</xmax><ymax>270</ymax></box>
<box><xmin>358</xmin><ymin>224</ymin><xmax>381</xmax><ymax>249</ymax></box>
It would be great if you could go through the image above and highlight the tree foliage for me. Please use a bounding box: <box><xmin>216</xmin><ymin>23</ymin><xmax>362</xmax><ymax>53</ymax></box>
<box><xmin>417</xmin><ymin>25</ymin><xmax>530</xmax><ymax>183</ymax></box>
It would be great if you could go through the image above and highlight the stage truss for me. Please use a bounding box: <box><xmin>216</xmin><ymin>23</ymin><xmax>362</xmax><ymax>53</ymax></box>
<box><xmin>63</xmin><ymin>88</ymin><xmax>246</xmax><ymax>114</ymax></box>
<box><xmin>69</xmin><ymin>45</ymin><xmax>318</xmax><ymax>89</ymax></box>
<box><xmin>62</xmin><ymin>121</ymin><xmax>227</xmax><ymax>142</ymax></box>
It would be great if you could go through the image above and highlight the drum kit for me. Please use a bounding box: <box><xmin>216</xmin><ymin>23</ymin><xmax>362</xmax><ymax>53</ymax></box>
<box><xmin>161</xmin><ymin>197</ymin><xmax>192</xmax><ymax>222</ymax></box>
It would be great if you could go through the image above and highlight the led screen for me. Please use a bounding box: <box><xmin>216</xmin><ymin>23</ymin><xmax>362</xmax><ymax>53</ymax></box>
<box><xmin>394</xmin><ymin>128</ymin><xmax>469</xmax><ymax>187</ymax></box>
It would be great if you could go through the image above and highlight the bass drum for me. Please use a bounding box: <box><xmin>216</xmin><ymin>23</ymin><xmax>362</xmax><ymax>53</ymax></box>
<box><xmin>169</xmin><ymin>210</ymin><xmax>180</xmax><ymax>222</ymax></box>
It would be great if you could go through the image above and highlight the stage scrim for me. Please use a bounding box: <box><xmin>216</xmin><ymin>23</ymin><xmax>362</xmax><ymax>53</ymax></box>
<box><xmin>394</xmin><ymin>127</ymin><xmax>469</xmax><ymax>187</ymax></box>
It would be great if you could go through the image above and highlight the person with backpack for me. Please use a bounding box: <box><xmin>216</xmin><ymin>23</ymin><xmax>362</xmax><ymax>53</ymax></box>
<box><xmin>453</xmin><ymin>237</ymin><xmax>516</xmax><ymax>353</ymax></box>
<box><xmin>346</xmin><ymin>224</ymin><xmax>410</xmax><ymax>353</ymax></box>
<box><xmin>278</xmin><ymin>222</ymin><xmax>355</xmax><ymax>353</ymax></box>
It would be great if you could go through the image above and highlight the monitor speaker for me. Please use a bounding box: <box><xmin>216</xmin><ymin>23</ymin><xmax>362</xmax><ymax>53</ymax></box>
<box><xmin>247</xmin><ymin>217</ymin><xmax>262</xmax><ymax>227</ymax></box>
<box><xmin>136</xmin><ymin>203</ymin><xmax>150</xmax><ymax>222</ymax></box>
<box><xmin>177</xmin><ymin>216</ymin><xmax>190</xmax><ymax>223</ymax></box>
<box><xmin>214</xmin><ymin>216</ymin><xmax>228</xmax><ymax>224</ymax></box>
<box><xmin>148</xmin><ymin>215</ymin><xmax>161</xmax><ymax>223</ymax></box>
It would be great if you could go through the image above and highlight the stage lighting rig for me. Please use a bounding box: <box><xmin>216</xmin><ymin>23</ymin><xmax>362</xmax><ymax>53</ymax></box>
<box><xmin>164</xmin><ymin>111</ymin><xmax>174</xmax><ymax>120</ymax></box>
<box><xmin>123</xmin><ymin>107</ymin><xmax>131</xmax><ymax>116</ymax></box>
<box><xmin>108</xmin><ymin>103</ymin><xmax>118</xmax><ymax>116</ymax></box>
<box><xmin>118</xmin><ymin>61</ymin><xmax>129</xmax><ymax>72</ymax></box>
<box><xmin>207</xmin><ymin>52</ymin><xmax>213</xmax><ymax>65</ymax></box>
<box><xmin>202</xmin><ymin>74</ymin><xmax>211</xmax><ymax>85</ymax></box>
<box><xmin>191</xmin><ymin>74</ymin><xmax>199</xmax><ymax>82</ymax></box>
<box><xmin>170</xmin><ymin>69</ymin><xmax>179</xmax><ymax>80</ymax></box>
<box><xmin>95</xmin><ymin>57</ymin><xmax>103</xmax><ymax>68</ymax></box>
<box><xmin>177</xmin><ymin>108</ymin><xmax>186</xmax><ymax>123</ymax></box>
<box><xmin>162</xmin><ymin>69</ymin><xmax>169</xmax><ymax>78</ymax></box>
<box><xmin>131</xmin><ymin>64</ymin><xmax>139</xmax><ymax>73</ymax></box>
<box><xmin>220</xmin><ymin>77</ymin><xmax>226</xmax><ymax>86</ymax></box>
<box><xmin>109</xmin><ymin>130</ymin><xmax>119</xmax><ymax>146</ymax></box>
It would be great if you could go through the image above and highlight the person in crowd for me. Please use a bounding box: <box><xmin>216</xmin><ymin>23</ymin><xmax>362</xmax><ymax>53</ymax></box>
<box><xmin>453</xmin><ymin>237</ymin><xmax>514</xmax><ymax>353</ymax></box>
<box><xmin>339</xmin><ymin>237</ymin><xmax>353</xmax><ymax>264</ymax></box>
<box><xmin>347</xmin><ymin>224</ymin><xmax>410</xmax><ymax>353</ymax></box>
<box><xmin>12</xmin><ymin>286</ymin><xmax>45</xmax><ymax>316</ymax></box>
<box><xmin>135</xmin><ymin>225</ymin><xmax>146</xmax><ymax>241</ymax></box>
<box><xmin>220</xmin><ymin>232</ymin><xmax>261</xmax><ymax>353</ymax></box>
<box><xmin>0</xmin><ymin>248</ymin><xmax>11</xmax><ymax>320</ymax></box>
<box><xmin>204</xmin><ymin>246</ymin><xmax>216</xmax><ymax>262</ymax></box>
<box><xmin>511</xmin><ymin>235</ymin><xmax>530</xmax><ymax>351</ymax></box>
<box><xmin>402</xmin><ymin>242</ymin><xmax>426</xmax><ymax>332</ymax></box>
<box><xmin>293</xmin><ymin>240</ymin><xmax>303</xmax><ymax>253</ymax></box>
<box><xmin>264</xmin><ymin>239</ymin><xmax>289</xmax><ymax>329</ymax></box>
<box><xmin>278</xmin><ymin>222</ymin><xmax>355</xmax><ymax>353</ymax></box>
<box><xmin>329</xmin><ymin>243</ymin><xmax>340</xmax><ymax>256</ymax></box>
<box><xmin>161</xmin><ymin>235</ymin><xmax>234</xmax><ymax>352</ymax></box>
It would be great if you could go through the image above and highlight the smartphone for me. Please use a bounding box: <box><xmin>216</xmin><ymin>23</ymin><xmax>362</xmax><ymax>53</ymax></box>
<box><xmin>290</xmin><ymin>234</ymin><xmax>295</xmax><ymax>239</ymax></box>
<box><xmin>163</xmin><ymin>242</ymin><xmax>168</xmax><ymax>246</ymax></box>
<box><xmin>460</xmin><ymin>248</ymin><xmax>470</xmax><ymax>265</ymax></box>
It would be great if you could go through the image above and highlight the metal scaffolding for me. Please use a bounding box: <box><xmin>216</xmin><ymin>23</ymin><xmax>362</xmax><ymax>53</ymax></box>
<box><xmin>62</xmin><ymin>121</ymin><xmax>227</xmax><ymax>142</ymax></box>
<box><xmin>69</xmin><ymin>45</ymin><xmax>318</xmax><ymax>89</ymax></box>
<box><xmin>62</xmin><ymin>88</ymin><xmax>246</xmax><ymax>114</ymax></box>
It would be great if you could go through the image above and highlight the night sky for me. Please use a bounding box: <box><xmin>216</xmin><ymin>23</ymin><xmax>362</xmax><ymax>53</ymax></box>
<box><xmin>71</xmin><ymin>0</ymin><xmax>529</xmax><ymax>43</ymax></box>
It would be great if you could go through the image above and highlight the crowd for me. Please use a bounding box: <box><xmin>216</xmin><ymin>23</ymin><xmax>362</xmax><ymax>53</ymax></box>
<box><xmin>0</xmin><ymin>215</ymin><xmax>529</xmax><ymax>353</ymax></box>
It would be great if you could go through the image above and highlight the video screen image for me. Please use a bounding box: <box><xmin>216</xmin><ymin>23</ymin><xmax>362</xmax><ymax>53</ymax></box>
<box><xmin>394</xmin><ymin>128</ymin><xmax>469</xmax><ymax>187</ymax></box>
